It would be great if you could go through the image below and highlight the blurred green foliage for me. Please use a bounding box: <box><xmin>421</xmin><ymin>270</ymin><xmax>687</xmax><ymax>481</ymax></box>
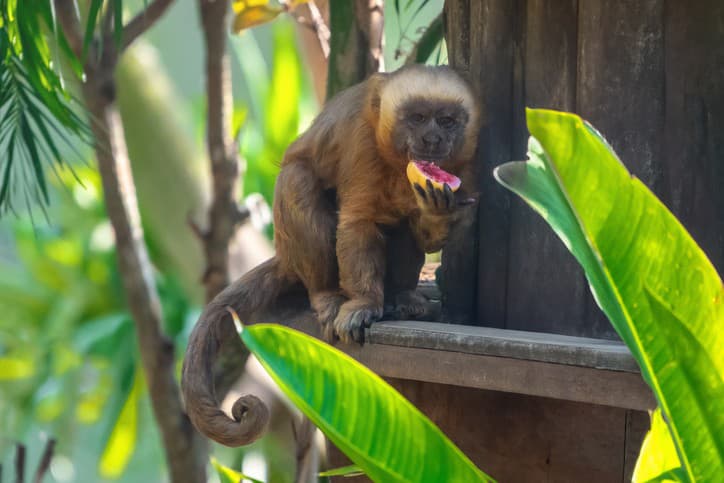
<box><xmin>0</xmin><ymin>166</ymin><xmax>182</xmax><ymax>482</ymax></box>
<box><xmin>0</xmin><ymin>1</ymin><xmax>448</xmax><ymax>481</ymax></box>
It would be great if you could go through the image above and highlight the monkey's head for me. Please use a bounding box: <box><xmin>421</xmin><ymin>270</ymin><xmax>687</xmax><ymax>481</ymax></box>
<box><xmin>373</xmin><ymin>65</ymin><xmax>479</xmax><ymax>171</ymax></box>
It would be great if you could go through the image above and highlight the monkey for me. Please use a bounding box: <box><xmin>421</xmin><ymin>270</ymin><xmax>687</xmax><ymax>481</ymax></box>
<box><xmin>181</xmin><ymin>64</ymin><xmax>480</xmax><ymax>446</ymax></box>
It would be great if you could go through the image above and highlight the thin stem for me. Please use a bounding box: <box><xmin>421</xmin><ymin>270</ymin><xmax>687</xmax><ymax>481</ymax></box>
<box><xmin>121</xmin><ymin>0</ymin><xmax>175</xmax><ymax>51</ymax></box>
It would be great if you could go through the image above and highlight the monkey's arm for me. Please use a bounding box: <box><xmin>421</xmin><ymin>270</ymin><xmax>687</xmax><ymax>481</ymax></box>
<box><xmin>333</xmin><ymin>213</ymin><xmax>386</xmax><ymax>342</ymax></box>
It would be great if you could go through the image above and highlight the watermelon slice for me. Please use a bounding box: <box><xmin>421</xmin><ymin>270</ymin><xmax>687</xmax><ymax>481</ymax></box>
<box><xmin>406</xmin><ymin>160</ymin><xmax>461</xmax><ymax>192</ymax></box>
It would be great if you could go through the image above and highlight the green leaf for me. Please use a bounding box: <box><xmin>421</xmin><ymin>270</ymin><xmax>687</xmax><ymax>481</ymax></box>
<box><xmin>264</xmin><ymin>22</ymin><xmax>300</xmax><ymax>149</ymax></box>
<box><xmin>99</xmin><ymin>366</ymin><xmax>142</xmax><ymax>479</ymax></box>
<box><xmin>240</xmin><ymin>323</ymin><xmax>493</xmax><ymax>483</ymax></box>
<box><xmin>318</xmin><ymin>464</ymin><xmax>364</xmax><ymax>477</ymax></box>
<box><xmin>406</xmin><ymin>13</ymin><xmax>442</xmax><ymax>65</ymax></box>
<box><xmin>113</xmin><ymin>0</ymin><xmax>123</xmax><ymax>47</ymax></box>
<box><xmin>83</xmin><ymin>0</ymin><xmax>104</xmax><ymax>60</ymax></box>
<box><xmin>211</xmin><ymin>457</ymin><xmax>265</xmax><ymax>483</ymax></box>
<box><xmin>634</xmin><ymin>409</ymin><xmax>683</xmax><ymax>482</ymax></box>
<box><xmin>0</xmin><ymin>355</ymin><xmax>36</xmax><ymax>380</ymax></box>
<box><xmin>494</xmin><ymin>109</ymin><xmax>724</xmax><ymax>481</ymax></box>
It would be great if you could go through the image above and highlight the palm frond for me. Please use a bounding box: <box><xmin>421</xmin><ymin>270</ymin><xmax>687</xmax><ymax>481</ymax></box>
<box><xmin>0</xmin><ymin>0</ymin><xmax>93</xmax><ymax>215</ymax></box>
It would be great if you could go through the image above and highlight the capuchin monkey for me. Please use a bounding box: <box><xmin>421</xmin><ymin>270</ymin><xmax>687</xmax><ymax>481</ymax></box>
<box><xmin>182</xmin><ymin>64</ymin><xmax>480</xmax><ymax>446</ymax></box>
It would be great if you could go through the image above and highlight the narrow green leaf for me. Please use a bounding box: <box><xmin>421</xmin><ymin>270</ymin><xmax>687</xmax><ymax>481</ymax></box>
<box><xmin>240</xmin><ymin>323</ymin><xmax>493</xmax><ymax>482</ymax></box>
<box><xmin>99</xmin><ymin>366</ymin><xmax>141</xmax><ymax>479</ymax></box>
<box><xmin>113</xmin><ymin>0</ymin><xmax>123</xmax><ymax>47</ymax></box>
<box><xmin>83</xmin><ymin>0</ymin><xmax>104</xmax><ymax>60</ymax></box>
<box><xmin>19</xmin><ymin>113</ymin><xmax>49</xmax><ymax>203</ymax></box>
<box><xmin>318</xmin><ymin>464</ymin><xmax>364</xmax><ymax>477</ymax></box>
<box><xmin>407</xmin><ymin>13</ymin><xmax>442</xmax><ymax>65</ymax></box>
<box><xmin>494</xmin><ymin>108</ymin><xmax>724</xmax><ymax>481</ymax></box>
<box><xmin>211</xmin><ymin>457</ymin><xmax>265</xmax><ymax>483</ymax></box>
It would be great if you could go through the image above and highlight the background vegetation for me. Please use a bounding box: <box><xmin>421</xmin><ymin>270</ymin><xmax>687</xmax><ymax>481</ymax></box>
<box><xmin>0</xmin><ymin>1</ymin><xmax>443</xmax><ymax>481</ymax></box>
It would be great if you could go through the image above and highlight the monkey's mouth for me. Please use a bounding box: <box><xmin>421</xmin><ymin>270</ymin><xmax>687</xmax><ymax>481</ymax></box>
<box><xmin>408</xmin><ymin>151</ymin><xmax>451</xmax><ymax>165</ymax></box>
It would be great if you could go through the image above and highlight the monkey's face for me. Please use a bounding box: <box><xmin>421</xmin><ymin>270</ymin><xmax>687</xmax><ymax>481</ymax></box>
<box><xmin>393</xmin><ymin>98</ymin><xmax>470</xmax><ymax>167</ymax></box>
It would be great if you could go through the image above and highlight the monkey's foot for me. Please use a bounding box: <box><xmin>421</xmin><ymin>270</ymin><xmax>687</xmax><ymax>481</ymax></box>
<box><xmin>310</xmin><ymin>291</ymin><xmax>347</xmax><ymax>343</ymax></box>
<box><xmin>333</xmin><ymin>300</ymin><xmax>383</xmax><ymax>345</ymax></box>
<box><xmin>388</xmin><ymin>290</ymin><xmax>432</xmax><ymax>320</ymax></box>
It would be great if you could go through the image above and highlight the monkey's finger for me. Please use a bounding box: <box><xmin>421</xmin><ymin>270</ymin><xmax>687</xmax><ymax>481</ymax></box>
<box><xmin>443</xmin><ymin>184</ymin><xmax>455</xmax><ymax>210</ymax></box>
<box><xmin>425</xmin><ymin>179</ymin><xmax>440</xmax><ymax>209</ymax></box>
<box><xmin>413</xmin><ymin>183</ymin><xmax>427</xmax><ymax>201</ymax></box>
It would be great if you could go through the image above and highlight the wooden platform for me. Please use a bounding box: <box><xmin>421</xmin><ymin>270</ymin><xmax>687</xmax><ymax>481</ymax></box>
<box><xmin>327</xmin><ymin>321</ymin><xmax>655</xmax><ymax>482</ymax></box>
<box><xmin>344</xmin><ymin>321</ymin><xmax>654</xmax><ymax>411</ymax></box>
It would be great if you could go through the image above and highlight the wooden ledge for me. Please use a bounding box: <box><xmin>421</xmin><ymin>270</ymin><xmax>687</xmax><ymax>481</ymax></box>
<box><xmin>366</xmin><ymin>321</ymin><xmax>639</xmax><ymax>372</ymax></box>
<box><xmin>339</xmin><ymin>321</ymin><xmax>655</xmax><ymax>411</ymax></box>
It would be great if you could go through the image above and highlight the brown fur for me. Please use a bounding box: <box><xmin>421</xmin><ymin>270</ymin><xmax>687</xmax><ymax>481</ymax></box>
<box><xmin>181</xmin><ymin>65</ymin><xmax>480</xmax><ymax>446</ymax></box>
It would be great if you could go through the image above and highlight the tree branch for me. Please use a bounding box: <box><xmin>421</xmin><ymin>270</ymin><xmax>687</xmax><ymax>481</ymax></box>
<box><xmin>121</xmin><ymin>0</ymin><xmax>175</xmax><ymax>52</ymax></box>
<box><xmin>196</xmin><ymin>0</ymin><xmax>251</xmax><ymax>398</ymax></box>
<box><xmin>197</xmin><ymin>0</ymin><xmax>243</xmax><ymax>304</ymax></box>
<box><xmin>289</xmin><ymin>1</ymin><xmax>330</xmax><ymax>58</ymax></box>
<box><xmin>81</xmin><ymin>68</ymin><xmax>207</xmax><ymax>482</ymax></box>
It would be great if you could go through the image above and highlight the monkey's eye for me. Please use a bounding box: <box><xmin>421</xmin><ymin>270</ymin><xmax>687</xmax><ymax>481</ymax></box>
<box><xmin>437</xmin><ymin>116</ymin><xmax>456</xmax><ymax>129</ymax></box>
<box><xmin>409</xmin><ymin>113</ymin><xmax>426</xmax><ymax>125</ymax></box>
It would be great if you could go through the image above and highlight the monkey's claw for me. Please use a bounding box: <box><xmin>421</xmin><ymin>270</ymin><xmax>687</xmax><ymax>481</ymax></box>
<box><xmin>333</xmin><ymin>302</ymin><xmax>382</xmax><ymax>345</ymax></box>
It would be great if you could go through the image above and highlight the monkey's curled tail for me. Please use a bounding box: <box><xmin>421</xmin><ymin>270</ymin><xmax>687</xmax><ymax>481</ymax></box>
<box><xmin>181</xmin><ymin>258</ymin><xmax>291</xmax><ymax>447</ymax></box>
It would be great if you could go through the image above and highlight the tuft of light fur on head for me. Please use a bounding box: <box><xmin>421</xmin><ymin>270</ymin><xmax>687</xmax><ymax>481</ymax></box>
<box><xmin>379</xmin><ymin>65</ymin><xmax>476</xmax><ymax>124</ymax></box>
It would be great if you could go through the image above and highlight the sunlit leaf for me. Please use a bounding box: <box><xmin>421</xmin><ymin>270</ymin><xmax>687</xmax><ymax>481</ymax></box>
<box><xmin>239</xmin><ymin>322</ymin><xmax>493</xmax><ymax>482</ymax></box>
<box><xmin>318</xmin><ymin>464</ymin><xmax>364</xmax><ymax>478</ymax></box>
<box><xmin>634</xmin><ymin>409</ymin><xmax>684</xmax><ymax>482</ymax></box>
<box><xmin>232</xmin><ymin>3</ymin><xmax>283</xmax><ymax>33</ymax></box>
<box><xmin>99</xmin><ymin>367</ymin><xmax>142</xmax><ymax>478</ymax></box>
<box><xmin>211</xmin><ymin>457</ymin><xmax>265</xmax><ymax>483</ymax></box>
<box><xmin>265</xmin><ymin>22</ymin><xmax>300</xmax><ymax>148</ymax></box>
<box><xmin>494</xmin><ymin>109</ymin><xmax>724</xmax><ymax>481</ymax></box>
<box><xmin>0</xmin><ymin>355</ymin><xmax>36</xmax><ymax>380</ymax></box>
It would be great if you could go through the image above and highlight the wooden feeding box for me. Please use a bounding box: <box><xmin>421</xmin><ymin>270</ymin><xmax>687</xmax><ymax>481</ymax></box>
<box><xmin>325</xmin><ymin>0</ymin><xmax>723</xmax><ymax>481</ymax></box>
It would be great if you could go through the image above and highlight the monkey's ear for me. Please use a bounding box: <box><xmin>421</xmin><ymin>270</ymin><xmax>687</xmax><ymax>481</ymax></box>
<box><xmin>366</xmin><ymin>72</ymin><xmax>389</xmax><ymax>119</ymax></box>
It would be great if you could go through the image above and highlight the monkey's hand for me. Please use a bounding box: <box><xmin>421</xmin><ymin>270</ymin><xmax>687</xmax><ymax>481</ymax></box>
<box><xmin>411</xmin><ymin>179</ymin><xmax>459</xmax><ymax>217</ymax></box>
<box><xmin>410</xmin><ymin>180</ymin><xmax>476</xmax><ymax>252</ymax></box>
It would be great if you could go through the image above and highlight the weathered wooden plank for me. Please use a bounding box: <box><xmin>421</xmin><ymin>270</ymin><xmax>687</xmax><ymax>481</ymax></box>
<box><xmin>576</xmin><ymin>0</ymin><xmax>665</xmax><ymax>339</ymax></box>
<box><xmin>367</xmin><ymin>320</ymin><xmax>639</xmax><ymax>372</ymax></box>
<box><xmin>505</xmin><ymin>0</ymin><xmax>594</xmax><ymax>337</ymax></box>
<box><xmin>660</xmin><ymin>1</ymin><xmax>724</xmax><ymax>275</ymax></box>
<box><xmin>328</xmin><ymin>383</ymin><xmax>647</xmax><ymax>483</ymax></box>
<box><xmin>390</xmin><ymin>381</ymin><xmax>642</xmax><ymax>482</ymax></box>
<box><xmin>344</xmin><ymin>343</ymin><xmax>655</xmax><ymax>411</ymax></box>
<box><xmin>469</xmin><ymin>0</ymin><xmax>517</xmax><ymax>327</ymax></box>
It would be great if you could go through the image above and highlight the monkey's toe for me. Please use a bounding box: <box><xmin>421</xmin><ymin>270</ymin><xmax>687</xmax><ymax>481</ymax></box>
<box><xmin>334</xmin><ymin>302</ymin><xmax>382</xmax><ymax>345</ymax></box>
<box><xmin>392</xmin><ymin>290</ymin><xmax>435</xmax><ymax>320</ymax></box>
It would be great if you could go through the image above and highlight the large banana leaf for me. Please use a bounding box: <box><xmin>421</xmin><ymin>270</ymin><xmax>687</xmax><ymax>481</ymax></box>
<box><xmin>240</xmin><ymin>323</ymin><xmax>493</xmax><ymax>483</ymax></box>
<box><xmin>494</xmin><ymin>109</ymin><xmax>724</xmax><ymax>481</ymax></box>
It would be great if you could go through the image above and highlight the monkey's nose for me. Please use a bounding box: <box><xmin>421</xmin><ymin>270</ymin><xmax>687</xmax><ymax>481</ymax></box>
<box><xmin>422</xmin><ymin>133</ymin><xmax>442</xmax><ymax>147</ymax></box>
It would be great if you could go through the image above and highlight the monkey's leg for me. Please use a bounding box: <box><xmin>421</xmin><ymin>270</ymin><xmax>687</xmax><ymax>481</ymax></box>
<box><xmin>382</xmin><ymin>221</ymin><xmax>435</xmax><ymax>321</ymax></box>
<box><xmin>333</xmin><ymin>219</ymin><xmax>386</xmax><ymax>343</ymax></box>
<box><xmin>273</xmin><ymin>163</ymin><xmax>346</xmax><ymax>340</ymax></box>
